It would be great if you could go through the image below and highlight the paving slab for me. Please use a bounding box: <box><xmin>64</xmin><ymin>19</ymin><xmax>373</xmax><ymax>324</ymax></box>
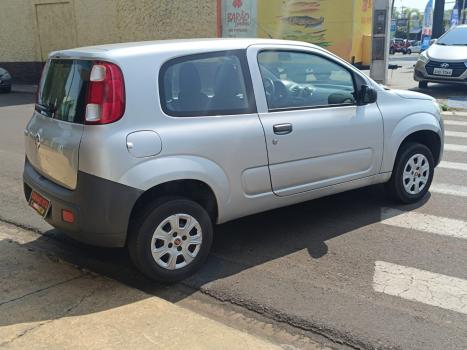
<box><xmin>0</xmin><ymin>223</ymin><xmax>282</xmax><ymax>350</ymax></box>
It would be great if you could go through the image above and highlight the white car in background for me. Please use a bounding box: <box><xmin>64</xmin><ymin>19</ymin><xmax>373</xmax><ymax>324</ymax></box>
<box><xmin>414</xmin><ymin>25</ymin><xmax>467</xmax><ymax>88</ymax></box>
<box><xmin>408</xmin><ymin>41</ymin><xmax>422</xmax><ymax>54</ymax></box>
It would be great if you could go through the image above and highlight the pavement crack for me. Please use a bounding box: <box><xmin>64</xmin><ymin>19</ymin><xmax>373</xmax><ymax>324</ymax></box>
<box><xmin>0</xmin><ymin>274</ymin><xmax>85</xmax><ymax>308</ymax></box>
<box><xmin>0</xmin><ymin>276</ymin><xmax>99</xmax><ymax>347</ymax></box>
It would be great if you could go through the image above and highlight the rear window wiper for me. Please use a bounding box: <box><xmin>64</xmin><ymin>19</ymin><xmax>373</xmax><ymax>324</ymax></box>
<box><xmin>35</xmin><ymin>103</ymin><xmax>56</xmax><ymax>117</ymax></box>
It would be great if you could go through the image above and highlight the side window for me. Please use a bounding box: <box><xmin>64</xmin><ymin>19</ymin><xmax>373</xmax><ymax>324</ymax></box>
<box><xmin>160</xmin><ymin>51</ymin><xmax>255</xmax><ymax>117</ymax></box>
<box><xmin>257</xmin><ymin>51</ymin><xmax>356</xmax><ymax>111</ymax></box>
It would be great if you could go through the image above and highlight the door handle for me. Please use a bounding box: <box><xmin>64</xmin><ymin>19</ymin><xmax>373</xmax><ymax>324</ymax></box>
<box><xmin>273</xmin><ymin>123</ymin><xmax>293</xmax><ymax>135</ymax></box>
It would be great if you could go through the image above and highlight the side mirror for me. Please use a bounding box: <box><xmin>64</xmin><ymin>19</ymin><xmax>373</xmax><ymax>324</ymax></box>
<box><xmin>358</xmin><ymin>85</ymin><xmax>377</xmax><ymax>105</ymax></box>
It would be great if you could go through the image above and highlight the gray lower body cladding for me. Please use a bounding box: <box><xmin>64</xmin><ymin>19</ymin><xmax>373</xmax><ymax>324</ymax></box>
<box><xmin>23</xmin><ymin>158</ymin><xmax>142</xmax><ymax>247</ymax></box>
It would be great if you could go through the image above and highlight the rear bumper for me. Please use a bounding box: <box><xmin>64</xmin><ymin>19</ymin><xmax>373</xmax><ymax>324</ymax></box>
<box><xmin>23</xmin><ymin>158</ymin><xmax>142</xmax><ymax>247</ymax></box>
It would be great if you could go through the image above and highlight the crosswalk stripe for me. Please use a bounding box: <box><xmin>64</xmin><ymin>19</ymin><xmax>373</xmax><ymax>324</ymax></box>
<box><xmin>444</xmin><ymin>144</ymin><xmax>467</xmax><ymax>153</ymax></box>
<box><xmin>444</xmin><ymin>120</ymin><xmax>467</xmax><ymax>127</ymax></box>
<box><xmin>381</xmin><ymin>208</ymin><xmax>467</xmax><ymax>239</ymax></box>
<box><xmin>373</xmin><ymin>261</ymin><xmax>467</xmax><ymax>315</ymax></box>
<box><xmin>445</xmin><ymin>131</ymin><xmax>467</xmax><ymax>138</ymax></box>
<box><xmin>430</xmin><ymin>183</ymin><xmax>467</xmax><ymax>198</ymax></box>
<box><xmin>439</xmin><ymin>161</ymin><xmax>467</xmax><ymax>171</ymax></box>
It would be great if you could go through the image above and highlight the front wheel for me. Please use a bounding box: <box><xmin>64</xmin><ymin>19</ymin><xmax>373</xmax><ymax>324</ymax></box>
<box><xmin>386</xmin><ymin>143</ymin><xmax>434</xmax><ymax>204</ymax></box>
<box><xmin>128</xmin><ymin>197</ymin><xmax>213</xmax><ymax>282</ymax></box>
<box><xmin>418</xmin><ymin>81</ymin><xmax>428</xmax><ymax>89</ymax></box>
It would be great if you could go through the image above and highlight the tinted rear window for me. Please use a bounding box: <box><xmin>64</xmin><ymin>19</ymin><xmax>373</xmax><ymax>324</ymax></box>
<box><xmin>37</xmin><ymin>59</ymin><xmax>92</xmax><ymax>123</ymax></box>
<box><xmin>159</xmin><ymin>50</ymin><xmax>256</xmax><ymax>117</ymax></box>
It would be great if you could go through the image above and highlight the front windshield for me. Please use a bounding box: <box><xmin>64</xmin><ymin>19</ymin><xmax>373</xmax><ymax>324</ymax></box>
<box><xmin>437</xmin><ymin>26</ymin><xmax>467</xmax><ymax>46</ymax></box>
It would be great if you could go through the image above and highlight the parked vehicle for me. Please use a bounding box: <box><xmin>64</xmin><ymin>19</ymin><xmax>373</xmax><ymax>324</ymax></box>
<box><xmin>23</xmin><ymin>39</ymin><xmax>444</xmax><ymax>281</ymax></box>
<box><xmin>390</xmin><ymin>38</ymin><xmax>411</xmax><ymax>55</ymax></box>
<box><xmin>414</xmin><ymin>25</ymin><xmax>467</xmax><ymax>88</ymax></box>
<box><xmin>0</xmin><ymin>67</ymin><xmax>12</xmax><ymax>93</ymax></box>
<box><xmin>407</xmin><ymin>41</ymin><xmax>422</xmax><ymax>54</ymax></box>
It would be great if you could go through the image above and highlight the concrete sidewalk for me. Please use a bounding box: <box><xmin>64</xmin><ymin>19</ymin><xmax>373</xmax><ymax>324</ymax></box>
<box><xmin>0</xmin><ymin>222</ymin><xmax>281</xmax><ymax>350</ymax></box>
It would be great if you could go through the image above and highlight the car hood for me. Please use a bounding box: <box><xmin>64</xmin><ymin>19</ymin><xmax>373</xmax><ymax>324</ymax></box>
<box><xmin>427</xmin><ymin>44</ymin><xmax>467</xmax><ymax>61</ymax></box>
<box><xmin>392</xmin><ymin>89</ymin><xmax>434</xmax><ymax>101</ymax></box>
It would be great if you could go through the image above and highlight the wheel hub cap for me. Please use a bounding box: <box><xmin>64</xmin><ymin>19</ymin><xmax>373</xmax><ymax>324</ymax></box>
<box><xmin>402</xmin><ymin>153</ymin><xmax>430</xmax><ymax>195</ymax></box>
<box><xmin>150</xmin><ymin>213</ymin><xmax>203</xmax><ymax>270</ymax></box>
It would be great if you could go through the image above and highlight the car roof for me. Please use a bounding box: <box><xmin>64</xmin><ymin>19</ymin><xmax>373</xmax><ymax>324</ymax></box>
<box><xmin>50</xmin><ymin>38</ymin><xmax>319</xmax><ymax>59</ymax></box>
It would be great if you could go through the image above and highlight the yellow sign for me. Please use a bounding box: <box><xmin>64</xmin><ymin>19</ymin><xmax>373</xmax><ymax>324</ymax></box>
<box><xmin>255</xmin><ymin>0</ymin><xmax>373</xmax><ymax>65</ymax></box>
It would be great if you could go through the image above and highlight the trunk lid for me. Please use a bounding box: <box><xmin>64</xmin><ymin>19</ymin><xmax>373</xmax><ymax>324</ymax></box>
<box><xmin>25</xmin><ymin>59</ymin><xmax>92</xmax><ymax>190</ymax></box>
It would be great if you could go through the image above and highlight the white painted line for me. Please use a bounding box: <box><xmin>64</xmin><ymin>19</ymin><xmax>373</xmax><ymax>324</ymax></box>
<box><xmin>430</xmin><ymin>183</ymin><xmax>467</xmax><ymax>198</ymax></box>
<box><xmin>444</xmin><ymin>120</ymin><xmax>467</xmax><ymax>127</ymax></box>
<box><xmin>444</xmin><ymin>144</ymin><xmax>467</xmax><ymax>153</ymax></box>
<box><xmin>374</xmin><ymin>261</ymin><xmax>467</xmax><ymax>315</ymax></box>
<box><xmin>445</xmin><ymin>131</ymin><xmax>467</xmax><ymax>138</ymax></box>
<box><xmin>439</xmin><ymin>161</ymin><xmax>467</xmax><ymax>171</ymax></box>
<box><xmin>381</xmin><ymin>208</ymin><xmax>467</xmax><ymax>239</ymax></box>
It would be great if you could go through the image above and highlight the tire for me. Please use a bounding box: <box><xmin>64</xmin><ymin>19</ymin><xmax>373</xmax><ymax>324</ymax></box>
<box><xmin>407</xmin><ymin>49</ymin><xmax>412</xmax><ymax>55</ymax></box>
<box><xmin>418</xmin><ymin>81</ymin><xmax>428</xmax><ymax>89</ymax></box>
<box><xmin>128</xmin><ymin>197</ymin><xmax>213</xmax><ymax>282</ymax></box>
<box><xmin>389</xmin><ymin>48</ymin><xmax>395</xmax><ymax>55</ymax></box>
<box><xmin>387</xmin><ymin>142</ymin><xmax>434</xmax><ymax>204</ymax></box>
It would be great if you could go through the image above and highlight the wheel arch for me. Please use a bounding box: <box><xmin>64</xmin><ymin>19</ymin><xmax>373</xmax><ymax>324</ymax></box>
<box><xmin>382</xmin><ymin>113</ymin><xmax>442</xmax><ymax>173</ymax></box>
<box><xmin>127</xmin><ymin>179</ymin><xmax>219</xmax><ymax>241</ymax></box>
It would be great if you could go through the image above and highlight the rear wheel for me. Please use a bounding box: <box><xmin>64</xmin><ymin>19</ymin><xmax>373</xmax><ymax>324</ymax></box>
<box><xmin>128</xmin><ymin>197</ymin><xmax>213</xmax><ymax>282</ymax></box>
<box><xmin>387</xmin><ymin>143</ymin><xmax>434</xmax><ymax>204</ymax></box>
<box><xmin>418</xmin><ymin>81</ymin><xmax>428</xmax><ymax>89</ymax></box>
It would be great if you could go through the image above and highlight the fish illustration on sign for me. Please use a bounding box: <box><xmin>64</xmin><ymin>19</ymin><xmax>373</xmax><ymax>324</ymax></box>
<box><xmin>280</xmin><ymin>16</ymin><xmax>325</xmax><ymax>28</ymax></box>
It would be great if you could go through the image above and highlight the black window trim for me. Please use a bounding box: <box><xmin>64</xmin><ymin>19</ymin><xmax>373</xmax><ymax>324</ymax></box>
<box><xmin>158</xmin><ymin>49</ymin><xmax>257</xmax><ymax>118</ymax></box>
<box><xmin>257</xmin><ymin>49</ymin><xmax>360</xmax><ymax>113</ymax></box>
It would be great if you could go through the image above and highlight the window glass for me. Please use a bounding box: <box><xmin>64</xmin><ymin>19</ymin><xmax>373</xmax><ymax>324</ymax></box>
<box><xmin>37</xmin><ymin>59</ymin><xmax>91</xmax><ymax>123</ymax></box>
<box><xmin>437</xmin><ymin>26</ymin><xmax>467</xmax><ymax>46</ymax></box>
<box><xmin>258</xmin><ymin>51</ymin><xmax>356</xmax><ymax>110</ymax></box>
<box><xmin>160</xmin><ymin>51</ymin><xmax>254</xmax><ymax>117</ymax></box>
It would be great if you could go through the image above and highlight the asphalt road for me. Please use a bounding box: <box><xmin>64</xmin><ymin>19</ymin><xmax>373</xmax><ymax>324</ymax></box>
<box><xmin>1</xmin><ymin>92</ymin><xmax>467</xmax><ymax>350</ymax></box>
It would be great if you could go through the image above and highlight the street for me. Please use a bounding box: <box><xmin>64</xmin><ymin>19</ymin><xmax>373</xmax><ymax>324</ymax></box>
<box><xmin>1</xmin><ymin>89</ymin><xmax>467</xmax><ymax>349</ymax></box>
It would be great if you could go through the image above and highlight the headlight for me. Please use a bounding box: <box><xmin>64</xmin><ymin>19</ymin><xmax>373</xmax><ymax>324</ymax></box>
<box><xmin>418</xmin><ymin>51</ymin><xmax>429</xmax><ymax>64</ymax></box>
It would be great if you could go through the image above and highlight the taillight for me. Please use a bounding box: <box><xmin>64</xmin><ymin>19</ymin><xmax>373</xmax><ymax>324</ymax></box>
<box><xmin>85</xmin><ymin>61</ymin><xmax>125</xmax><ymax>124</ymax></box>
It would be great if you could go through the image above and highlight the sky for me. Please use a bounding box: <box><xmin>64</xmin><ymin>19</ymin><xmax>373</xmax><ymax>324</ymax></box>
<box><xmin>394</xmin><ymin>0</ymin><xmax>456</xmax><ymax>11</ymax></box>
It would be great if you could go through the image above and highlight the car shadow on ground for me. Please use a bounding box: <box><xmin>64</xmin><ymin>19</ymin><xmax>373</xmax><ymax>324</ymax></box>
<box><xmin>0</xmin><ymin>183</ymin><xmax>430</xmax><ymax>328</ymax></box>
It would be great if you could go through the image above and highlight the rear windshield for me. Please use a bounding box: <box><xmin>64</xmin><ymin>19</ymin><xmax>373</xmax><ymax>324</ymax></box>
<box><xmin>37</xmin><ymin>59</ymin><xmax>92</xmax><ymax>123</ymax></box>
<box><xmin>437</xmin><ymin>27</ymin><xmax>467</xmax><ymax>46</ymax></box>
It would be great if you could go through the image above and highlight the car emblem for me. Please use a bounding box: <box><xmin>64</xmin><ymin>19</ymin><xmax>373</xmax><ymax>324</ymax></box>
<box><xmin>440</xmin><ymin>63</ymin><xmax>450</xmax><ymax>68</ymax></box>
<box><xmin>34</xmin><ymin>133</ymin><xmax>41</xmax><ymax>150</ymax></box>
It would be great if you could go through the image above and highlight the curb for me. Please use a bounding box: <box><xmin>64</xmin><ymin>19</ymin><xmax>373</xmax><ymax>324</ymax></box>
<box><xmin>442</xmin><ymin>111</ymin><xmax>467</xmax><ymax>117</ymax></box>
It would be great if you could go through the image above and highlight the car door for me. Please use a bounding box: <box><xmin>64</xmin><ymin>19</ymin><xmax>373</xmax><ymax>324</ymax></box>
<box><xmin>247</xmin><ymin>45</ymin><xmax>384</xmax><ymax>196</ymax></box>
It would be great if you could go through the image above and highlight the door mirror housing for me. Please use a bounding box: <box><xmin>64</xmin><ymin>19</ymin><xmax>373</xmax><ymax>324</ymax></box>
<box><xmin>358</xmin><ymin>85</ymin><xmax>377</xmax><ymax>105</ymax></box>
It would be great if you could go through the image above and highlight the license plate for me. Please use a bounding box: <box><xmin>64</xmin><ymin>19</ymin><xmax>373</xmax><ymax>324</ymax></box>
<box><xmin>29</xmin><ymin>190</ymin><xmax>51</xmax><ymax>218</ymax></box>
<box><xmin>433</xmin><ymin>68</ymin><xmax>453</xmax><ymax>76</ymax></box>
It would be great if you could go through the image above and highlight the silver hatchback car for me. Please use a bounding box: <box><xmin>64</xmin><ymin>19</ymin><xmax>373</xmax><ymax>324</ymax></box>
<box><xmin>24</xmin><ymin>39</ymin><xmax>444</xmax><ymax>281</ymax></box>
<box><xmin>414</xmin><ymin>25</ymin><xmax>467</xmax><ymax>88</ymax></box>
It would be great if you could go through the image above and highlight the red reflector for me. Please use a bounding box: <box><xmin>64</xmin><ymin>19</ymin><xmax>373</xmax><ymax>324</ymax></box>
<box><xmin>62</xmin><ymin>210</ymin><xmax>75</xmax><ymax>223</ymax></box>
<box><xmin>85</xmin><ymin>61</ymin><xmax>125</xmax><ymax>125</ymax></box>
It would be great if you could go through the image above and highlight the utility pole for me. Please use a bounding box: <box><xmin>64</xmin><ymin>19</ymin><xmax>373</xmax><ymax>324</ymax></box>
<box><xmin>432</xmin><ymin>0</ymin><xmax>446</xmax><ymax>38</ymax></box>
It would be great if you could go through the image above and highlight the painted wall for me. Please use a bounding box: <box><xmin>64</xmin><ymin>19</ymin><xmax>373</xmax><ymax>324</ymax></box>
<box><xmin>0</xmin><ymin>0</ymin><xmax>217</xmax><ymax>82</ymax></box>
